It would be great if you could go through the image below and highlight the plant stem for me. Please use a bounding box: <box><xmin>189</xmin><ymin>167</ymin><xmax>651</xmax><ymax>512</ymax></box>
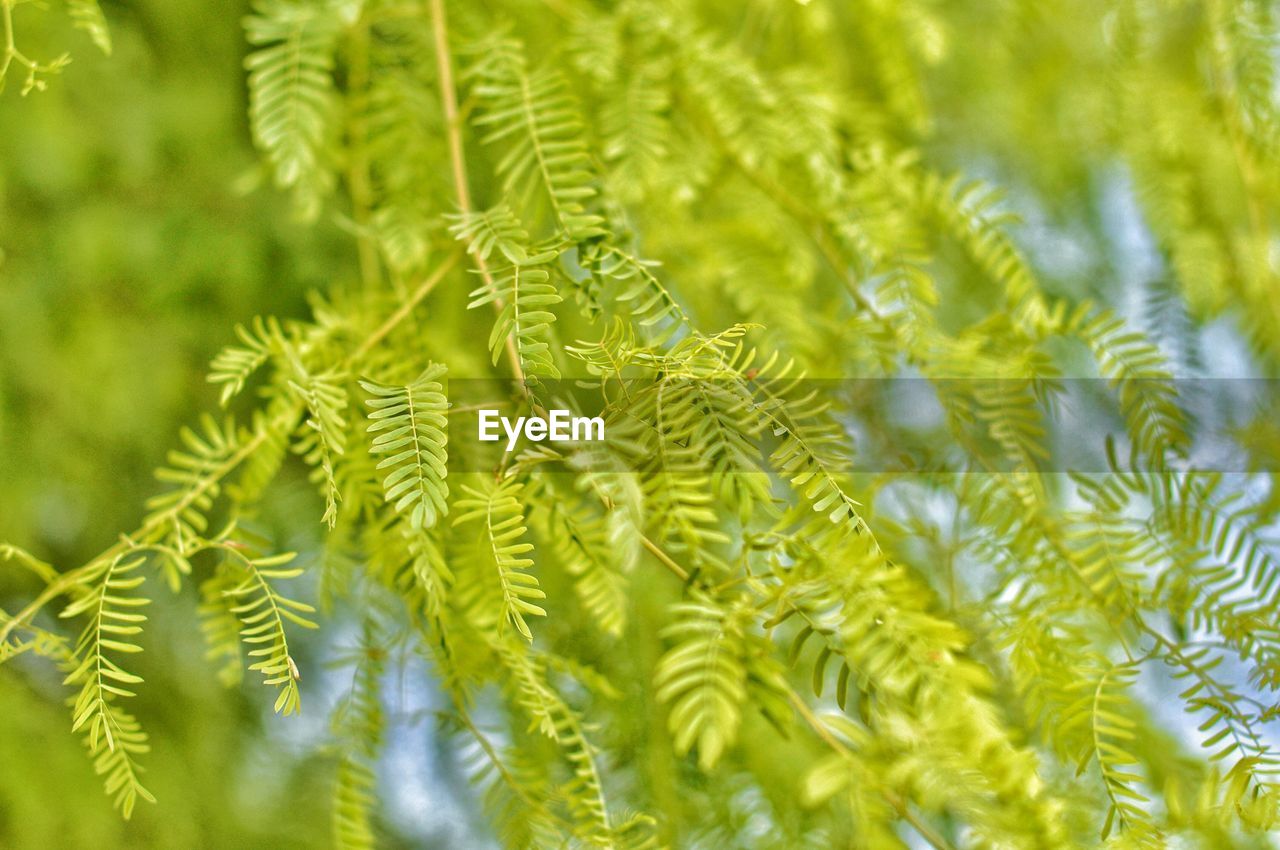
<box><xmin>350</xmin><ymin>251</ymin><xmax>460</xmax><ymax>359</ymax></box>
<box><xmin>1</xmin><ymin>0</ymin><xmax>18</xmax><ymax>83</ymax></box>
<box><xmin>429</xmin><ymin>0</ymin><xmax>527</xmax><ymax>389</ymax></box>
<box><xmin>641</xmin><ymin>536</ymin><xmax>690</xmax><ymax>582</ymax></box>
<box><xmin>343</xmin><ymin>15</ymin><xmax>382</xmax><ymax>293</ymax></box>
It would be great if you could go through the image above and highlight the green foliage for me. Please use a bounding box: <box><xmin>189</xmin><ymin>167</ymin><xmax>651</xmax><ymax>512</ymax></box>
<box><xmin>209</xmin><ymin>316</ymin><xmax>285</xmax><ymax>407</ymax></box>
<box><xmin>329</xmin><ymin>626</ymin><xmax>385</xmax><ymax>850</ymax></box>
<box><xmin>289</xmin><ymin>364</ymin><xmax>349</xmax><ymax>529</ymax></box>
<box><xmin>4</xmin><ymin>0</ymin><xmax>1280</xmax><ymax>848</ymax></box>
<box><xmin>221</xmin><ymin>547</ymin><xmax>317</xmax><ymax>716</ymax></box>
<box><xmin>451</xmin><ymin>204</ymin><xmax>565</xmax><ymax>380</ymax></box>
<box><xmin>244</xmin><ymin>0</ymin><xmax>349</xmax><ymax>218</ymax></box>
<box><xmin>360</xmin><ymin>365</ymin><xmax>449</xmax><ymax>531</ymax></box>
<box><xmin>66</xmin><ymin>0</ymin><xmax>111</xmax><ymax>57</ymax></box>
<box><xmin>454</xmin><ymin>477</ymin><xmax>546</xmax><ymax>642</ymax></box>
<box><xmin>655</xmin><ymin>595</ymin><xmax>788</xmax><ymax>771</ymax></box>
<box><xmin>61</xmin><ymin>554</ymin><xmax>155</xmax><ymax>819</ymax></box>
<box><xmin>463</xmin><ymin>34</ymin><xmax>605</xmax><ymax>241</ymax></box>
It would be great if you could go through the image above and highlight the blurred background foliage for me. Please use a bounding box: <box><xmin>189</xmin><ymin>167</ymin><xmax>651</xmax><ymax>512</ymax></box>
<box><xmin>0</xmin><ymin>0</ymin><xmax>1278</xmax><ymax>848</ymax></box>
<box><xmin>1</xmin><ymin>1</ymin><xmax>354</xmax><ymax>846</ymax></box>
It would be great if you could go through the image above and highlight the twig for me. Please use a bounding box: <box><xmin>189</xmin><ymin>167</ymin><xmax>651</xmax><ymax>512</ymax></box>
<box><xmin>350</xmin><ymin>251</ymin><xmax>460</xmax><ymax>360</ymax></box>
<box><xmin>342</xmin><ymin>15</ymin><xmax>383</xmax><ymax>293</ymax></box>
<box><xmin>429</xmin><ymin>0</ymin><xmax>527</xmax><ymax>388</ymax></box>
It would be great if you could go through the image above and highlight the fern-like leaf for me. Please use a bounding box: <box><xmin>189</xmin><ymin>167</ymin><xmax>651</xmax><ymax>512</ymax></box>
<box><xmin>1073</xmin><ymin>308</ymin><xmax>1189</xmax><ymax>466</ymax></box>
<box><xmin>581</xmin><ymin>243</ymin><xmax>689</xmax><ymax>345</ymax></box>
<box><xmin>360</xmin><ymin>364</ymin><xmax>449</xmax><ymax>531</ymax></box>
<box><xmin>451</xmin><ymin>204</ymin><xmax>564</xmax><ymax>381</ymax></box>
<box><xmin>465</xmin><ymin>36</ymin><xmax>605</xmax><ymax>241</ymax></box>
<box><xmin>538</xmin><ymin>490</ymin><xmax>628</xmax><ymax>638</ymax></box>
<box><xmin>144</xmin><ymin>415</ymin><xmax>244</xmax><ymax>553</ymax></box>
<box><xmin>67</xmin><ymin>0</ymin><xmax>112</xmax><ymax>55</ymax></box>
<box><xmin>1063</xmin><ymin>661</ymin><xmax>1160</xmax><ymax>842</ymax></box>
<box><xmin>60</xmin><ymin>553</ymin><xmax>155</xmax><ymax>818</ymax></box>
<box><xmin>655</xmin><ymin>598</ymin><xmax>749</xmax><ymax>770</ymax></box>
<box><xmin>221</xmin><ymin>548</ymin><xmax>317</xmax><ymax>715</ymax></box>
<box><xmin>208</xmin><ymin>316</ymin><xmax>283</xmax><ymax>407</ymax></box>
<box><xmin>454</xmin><ymin>477</ymin><xmax>546</xmax><ymax>641</ymax></box>
<box><xmin>289</xmin><ymin>366</ymin><xmax>348</xmax><ymax>528</ymax></box>
<box><xmin>331</xmin><ymin>627</ymin><xmax>385</xmax><ymax>850</ymax></box>
<box><xmin>244</xmin><ymin>0</ymin><xmax>345</xmax><ymax>217</ymax></box>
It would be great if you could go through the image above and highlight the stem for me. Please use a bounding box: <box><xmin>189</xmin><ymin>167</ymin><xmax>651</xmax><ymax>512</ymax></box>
<box><xmin>0</xmin><ymin>0</ymin><xmax>69</xmax><ymax>95</ymax></box>
<box><xmin>1</xmin><ymin>544</ymin><xmax>59</xmax><ymax>585</ymax></box>
<box><xmin>343</xmin><ymin>16</ymin><xmax>382</xmax><ymax>292</ymax></box>
<box><xmin>641</xmin><ymin>535</ymin><xmax>690</xmax><ymax>582</ymax></box>
<box><xmin>429</xmin><ymin>0</ymin><xmax>527</xmax><ymax>388</ymax></box>
<box><xmin>0</xmin><ymin>426</ymin><xmax>276</xmax><ymax>647</ymax></box>
<box><xmin>0</xmin><ymin>0</ymin><xmax>13</xmax><ymax>82</ymax></box>
<box><xmin>350</xmin><ymin>250</ymin><xmax>460</xmax><ymax>359</ymax></box>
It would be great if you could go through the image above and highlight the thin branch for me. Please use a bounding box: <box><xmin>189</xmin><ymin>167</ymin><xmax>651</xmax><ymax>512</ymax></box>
<box><xmin>429</xmin><ymin>0</ymin><xmax>527</xmax><ymax>388</ymax></box>
<box><xmin>342</xmin><ymin>14</ymin><xmax>383</xmax><ymax>292</ymax></box>
<box><xmin>350</xmin><ymin>250</ymin><xmax>460</xmax><ymax>360</ymax></box>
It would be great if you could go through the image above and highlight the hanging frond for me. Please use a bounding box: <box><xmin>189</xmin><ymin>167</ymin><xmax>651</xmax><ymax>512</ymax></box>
<box><xmin>581</xmin><ymin>243</ymin><xmax>690</xmax><ymax>345</ymax></box>
<box><xmin>453</xmin><ymin>477</ymin><xmax>546</xmax><ymax>641</ymax></box>
<box><xmin>1063</xmin><ymin>513</ymin><xmax>1151</xmax><ymax>614</ymax></box>
<box><xmin>1072</xmin><ymin>308</ymin><xmax>1189</xmax><ymax>466</ymax></box>
<box><xmin>244</xmin><ymin>0</ymin><xmax>347</xmax><ymax>217</ymax></box>
<box><xmin>60</xmin><ymin>553</ymin><xmax>155</xmax><ymax>818</ymax></box>
<box><xmin>536</xmin><ymin>488</ymin><xmax>629</xmax><ymax>638</ymax></box>
<box><xmin>920</xmin><ymin>175</ymin><xmax>1035</xmax><ymax>301</ymax></box>
<box><xmin>221</xmin><ymin>548</ymin><xmax>317</xmax><ymax>715</ymax></box>
<box><xmin>600</xmin><ymin>67</ymin><xmax>672</xmax><ymax>200</ymax></box>
<box><xmin>454</xmin><ymin>712</ymin><xmax>568</xmax><ymax>848</ymax></box>
<box><xmin>464</xmin><ymin>35</ymin><xmax>605</xmax><ymax>241</ymax></box>
<box><xmin>452</xmin><ymin>204</ymin><xmax>564</xmax><ymax>381</ymax></box>
<box><xmin>490</xmin><ymin>642</ymin><xmax>639</xmax><ymax>846</ymax></box>
<box><xmin>361</xmin><ymin>364</ymin><xmax>449</xmax><ymax>531</ymax></box>
<box><xmin>655</xmin><ymin>595</ymin><xmax>786</xmax><ymax>771</ymax></box>
<box><xmin>1062</xmin><ymin>661</ymin><xmax>1161</xmax><ymax>844</ymax></box>
<box><xmin>760</xmin><ymin>393</ymin><xmax>865</xmax><ymax>543</ymax></box>
<box><xmin>67</xmin><ymin>0</ymin><xmax>112</xmax><ymax>56</ymax></box>
<box><xmin>331</xmin><ymin>626</ymin><xmax>385</xmax><ymax>850</ymax></box>
<box><xmin>288</xmin><ymin>364</ymin><xmax>349</xmax><ymax>528</ymax></box>
<box><xmin>208</xmin><ymin>316</ymin><xmax>284</xmax><ymax>407</ymax></box>
<box><xmin>1165</xmin><ymin>642</ymin><xmax>1279</xmax><ymax>825</ymax></box>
